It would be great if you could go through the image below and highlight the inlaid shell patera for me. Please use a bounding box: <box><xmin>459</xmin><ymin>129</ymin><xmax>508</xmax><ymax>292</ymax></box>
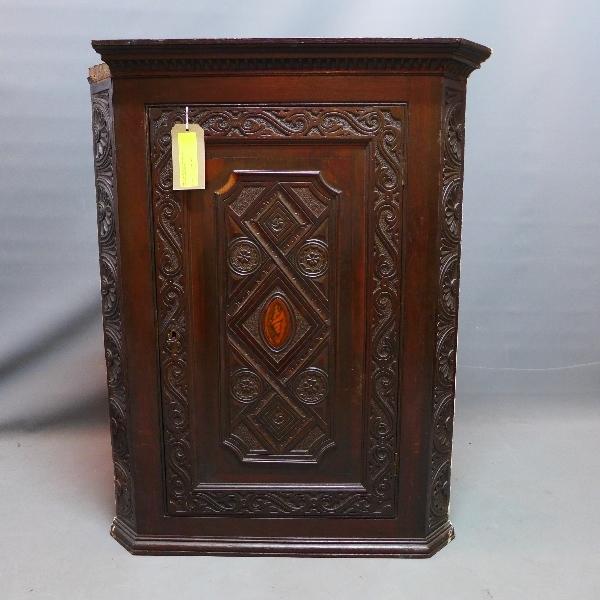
<box><xmin>261</xmin><ymin>296</ymin><xmax>294</xmax><ymax>350</ymax></box>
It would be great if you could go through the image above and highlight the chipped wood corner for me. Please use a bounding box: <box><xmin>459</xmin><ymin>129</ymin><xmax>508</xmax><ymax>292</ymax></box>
<box><xmin>88</xmin><ymin>62</ymin><xmax>111</xmax><ymax>84</ymax></box>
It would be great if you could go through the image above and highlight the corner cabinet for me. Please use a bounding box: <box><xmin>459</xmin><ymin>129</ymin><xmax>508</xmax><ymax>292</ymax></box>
<box><xmin>88</xmin><ymin>38</ymin><xmax>490</xmax><ymax>557</ymax></box>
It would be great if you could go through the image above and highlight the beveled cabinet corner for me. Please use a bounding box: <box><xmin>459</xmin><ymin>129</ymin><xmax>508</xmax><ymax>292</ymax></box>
<box><xmin>89</xmin><ymin>38</ymin><xmax>490</xmax><ymax>557</ymax></box>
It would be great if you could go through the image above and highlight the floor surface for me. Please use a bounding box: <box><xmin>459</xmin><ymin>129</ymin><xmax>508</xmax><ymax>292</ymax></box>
<box><xmin>1</xmin><ymin>393</ymin><xmax>598</xmax><ymax>599</ymax></box>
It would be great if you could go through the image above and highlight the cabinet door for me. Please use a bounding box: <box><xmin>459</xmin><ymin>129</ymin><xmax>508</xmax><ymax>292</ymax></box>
<box><xmin>148</xmin><ymin>104</ymin><xmax>406</xmax><ymax>518</ymax></box>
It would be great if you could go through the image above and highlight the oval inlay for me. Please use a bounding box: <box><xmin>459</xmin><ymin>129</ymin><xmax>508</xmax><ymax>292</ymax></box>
<box><xmin>261</xmin><ymin>296</ymin><xmax>294</xmax><ymax>350</ymax></box>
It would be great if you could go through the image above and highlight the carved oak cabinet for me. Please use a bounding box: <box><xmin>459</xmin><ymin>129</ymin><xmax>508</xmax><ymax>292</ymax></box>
<box><xmin>88</xmin><ymin>38</ymin><xmax>490</xmax><ymax>557</ymax></box>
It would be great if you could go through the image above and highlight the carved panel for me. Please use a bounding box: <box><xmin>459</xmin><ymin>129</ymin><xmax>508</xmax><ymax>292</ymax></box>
<box><xmin>91</xmin><ymin>88</ymin><xmax>135</xmax><ymax>526</ymax></box>
<box><xmin>218</xmin><ymin>172</ymin><xmax>337</xmax><ymax>462</ymax></box>
<box><xmin>148</xmin><ymin>105</ymin><xmax>405</xmax><ymax>516</ymax></box>
<box><xmin>428</xmin><ymin>85</ymin><xmax>466</xmax><ymax>531</ymax></box>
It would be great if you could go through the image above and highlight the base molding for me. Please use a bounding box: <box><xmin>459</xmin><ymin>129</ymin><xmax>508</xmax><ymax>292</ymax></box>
<box><xmin>110</xmin><ymin>519</ymin><xmax>455</xmax><ymax>558</ymax></box>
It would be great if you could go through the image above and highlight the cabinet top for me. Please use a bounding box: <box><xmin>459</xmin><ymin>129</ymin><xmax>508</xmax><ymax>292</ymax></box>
<box><xmin>90</xmin><ymin>37</ymin><xmax>491</xmax><ymax>81</ymax></box>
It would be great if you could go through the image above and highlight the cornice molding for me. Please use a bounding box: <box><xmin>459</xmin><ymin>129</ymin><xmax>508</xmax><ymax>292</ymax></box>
<box><xmin>91</xmin><ymin>38</ymin><xmax>491</xmax><ymax>80</ymax></box>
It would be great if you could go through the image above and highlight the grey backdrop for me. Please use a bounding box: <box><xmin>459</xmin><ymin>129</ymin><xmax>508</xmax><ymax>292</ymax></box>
<box><xmin>1</xmin><ymin>1</ymin><xmax>599</xmax><ymax>598</ymax></box>
<box><xmin>2</xmin><ymin>0</ymin><xmax>599</xmax><ymax>429</ymax></box>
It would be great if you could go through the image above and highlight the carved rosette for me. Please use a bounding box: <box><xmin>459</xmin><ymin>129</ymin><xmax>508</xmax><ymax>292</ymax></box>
<box><xmin>228</xmin><ymin>238</ymin><xmax>261</xmax><ymax>275</ymax></box>
<box><xmin>294</xmin><ymin>368</ymin><xmax>328</xmax><ymax>404</ymax></box>
<box><xmin>297</xmin><ymin>240</ymin><xmax>328</xmax><ymax>277</ymax></box>
<box><xmin>230</xmin><ymin>369</ymin><xmax>263</xmax><ymax>403</ymax></box>
<box><xmin>428</xmin><ymin>85</ymin><xmax>466</xmax><ymax>532</ymax></box>
<box><xmin>149</xmin><ymin>105</ymin><xmax>405</xmax><ymax>517</ymax></box>
<box><xmin>91</xmin><ymin>88</ymin><xmax>135</xmax><ymax>525</ymax></box>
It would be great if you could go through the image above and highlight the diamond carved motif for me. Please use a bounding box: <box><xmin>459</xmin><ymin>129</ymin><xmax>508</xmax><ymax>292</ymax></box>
<box><xmin>232</xmin><ymin>277</ymin><xmax>319</xmax><ymax>370</ymax></box>
<box><xmin>254</xmin><ymin>189</ymin><xmax>311</xmax><ymax>254</ymax></box>
<box><xmin>218</xmin><ymin>172</ymin><xmax>338</xmax><ymax>462</ymax></box>
<box><xmin>252</xmin><ymin>394</ymin><xmax>308</xmax><ymax>446</ymax></box>
<box><xmin>259</xmin><ymin>199</ymin><xmax>295</xmax><ymax>241</ymax></box>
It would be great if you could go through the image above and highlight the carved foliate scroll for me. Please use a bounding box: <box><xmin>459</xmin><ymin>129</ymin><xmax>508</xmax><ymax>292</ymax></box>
<box><xmin>91</xmin><ymin>88</ymin><xmax>135</xmax><ymax>526</ymax></box>
<box><xmin>148</xmin><ymin>105</ymin><xmax>405</xmax><ymax>517</ymax></box>
<box><xmin>428</xmin><ymin>85</ymin><xmax>466</xmax><ymax>531</ymax></box>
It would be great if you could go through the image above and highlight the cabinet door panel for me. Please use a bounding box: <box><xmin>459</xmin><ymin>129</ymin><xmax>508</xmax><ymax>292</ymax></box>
<box><xmin>191</xmin><ymin>144</ymin><xmax>367</xmax><ymax>488</ymax></box>
<box><xmin>148</xmin><ymin>105</ymin><xmax>406</xmax><ymax>518</ymax></box>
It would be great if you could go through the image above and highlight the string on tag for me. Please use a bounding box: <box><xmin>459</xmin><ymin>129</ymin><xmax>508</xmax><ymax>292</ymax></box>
<box><xmin>185</xmin><ymin>106</ymin><xmax>189</xmax><ymax>131</ymax></box>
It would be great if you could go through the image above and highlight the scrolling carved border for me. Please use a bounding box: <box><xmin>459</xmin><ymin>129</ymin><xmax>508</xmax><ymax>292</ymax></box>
<box><xmin>148</xmin><ymin>104</ymin><xmax>405</xmax><ymax>517</ymax></box>
<box><xmin>428</xmin><ymin>85</ymin><xmax>466</xmax><ymax>531</ymax></box>
<box><xmin>91</xmin><ymin>88</ymin><xmax>135</xmax><ymax>525</ymax></box>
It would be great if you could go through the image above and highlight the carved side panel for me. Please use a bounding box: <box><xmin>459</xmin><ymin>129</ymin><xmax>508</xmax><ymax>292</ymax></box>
<box><xmin>428</xmin><ymin>85</ymin><xmax>466</xmax><ymax>531</ymax></box>
<box><xmin>148</xmin><ymin>105</ymin><xmax>405</xmax><ymax>517</ymax></box>
<box><xmin>219</xmin><ymin>172</ymin><xmax>337</xmax><ymax>462</ymax></box>
<box><xmin>91</xmin><ymin>88</ymin><xmax>135</xmax><ymax>525</ymax></box>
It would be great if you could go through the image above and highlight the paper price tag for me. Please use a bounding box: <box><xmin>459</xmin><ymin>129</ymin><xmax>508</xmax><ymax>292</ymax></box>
<box><xmin>171</xmin><ymin>123</ymin><xmax>205</xmax><ymax>190</ymax></box>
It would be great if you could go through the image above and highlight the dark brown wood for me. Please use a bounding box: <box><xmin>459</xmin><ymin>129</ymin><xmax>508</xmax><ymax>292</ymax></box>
<box><xmin>88</xmin><ymin>37</ymin><xmax>490</xmax><ymax>557</ymax></box>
